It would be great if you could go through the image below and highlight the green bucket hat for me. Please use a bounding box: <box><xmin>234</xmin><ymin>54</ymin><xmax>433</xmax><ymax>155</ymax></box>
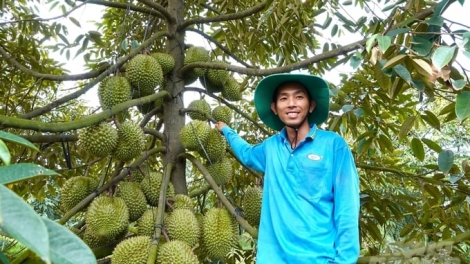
<box><xmin>254</xmin><ymin>73</ymin><xmax>330</xmax><ymax>131</ymax></box>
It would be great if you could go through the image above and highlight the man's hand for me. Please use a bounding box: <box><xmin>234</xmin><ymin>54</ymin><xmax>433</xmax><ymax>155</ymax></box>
<box><xmin>215</xmin><ymin>121</ymin><xmax>227</xmax><ymax>132</ymax></box>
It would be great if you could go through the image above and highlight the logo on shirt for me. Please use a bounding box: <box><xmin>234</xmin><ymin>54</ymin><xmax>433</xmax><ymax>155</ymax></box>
<box><xmin>307</xmin><ymin>154</ymin><xmax>322</xmax><ymax>161</ymax></box>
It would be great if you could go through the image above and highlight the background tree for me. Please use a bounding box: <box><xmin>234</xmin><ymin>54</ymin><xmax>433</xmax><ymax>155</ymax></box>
<box><xmin>1</xmin><ymin>0</ymin><xmax>470</xmax><ymax>263</ymax></box>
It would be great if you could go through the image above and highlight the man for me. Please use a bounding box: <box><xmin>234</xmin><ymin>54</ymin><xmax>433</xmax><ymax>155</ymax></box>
<box><xmin>215</xmin><ymin>73</ymin><xmax>360</xmax><ymax>263</ymax></box>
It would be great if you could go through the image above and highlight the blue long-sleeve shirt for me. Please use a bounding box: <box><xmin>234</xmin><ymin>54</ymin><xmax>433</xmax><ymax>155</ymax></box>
<box><xmin>221</xmin><ymin>124</ymin><xmax>360</xmax><ymax>263</ymax></box>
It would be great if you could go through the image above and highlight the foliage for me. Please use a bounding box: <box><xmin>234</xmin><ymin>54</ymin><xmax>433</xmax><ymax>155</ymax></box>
<box><xmin>0</xmin><ymin>0</ymin><xmax>470</xmax><ymax>263</ymax></box>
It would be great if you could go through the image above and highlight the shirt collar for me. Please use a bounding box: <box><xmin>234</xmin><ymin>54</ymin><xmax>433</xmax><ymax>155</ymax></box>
<box><xmin>279</xmin><ymin>124</ymin><xmax>318</xmax><ymax>141</ymax></box>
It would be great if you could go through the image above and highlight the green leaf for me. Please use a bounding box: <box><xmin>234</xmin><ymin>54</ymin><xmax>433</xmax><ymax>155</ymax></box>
<box><xmin>0</xmin><ymin>163</ymin><xmax>59</xmax><ymax>185</ymax></box>
<box><xmin>432</xmin><ymin>45</ymin><xmax>457</xmax><ymax>69</ymax></box>
<box><xmin>385</xmin><ymin>28</ymin><xmax>411</xmax><ymax>37</ymax></box>
<box><xmin>411</xmin><ymin>79</ymin><xmax>425</xmax><ymax>91</ymax></box>
<box><xmin>438</xmin><ymin>150</ymin><xmax>454</xmax><ymax>173</ymax></box>
<box><xmin>378</xmin><ymin>134</ymin><xmax>394</xmax><ymax>152</ymax></box>
<box><xmin>411</xmin><ymin>137</ymin><xmax>425</xmax><ymax>161</ymax></box>
<box><xmin>322</xmin><ymin>17</ymin><xmax>332</xmax><ymax>29</ymax></box>
<box><xmin>0</xmin><ymin>251</ymin><xmax>10</xmax><ymax>264</ymax></box>
<box><xmin>393</xmin><ymin>64</ymin><xmax>412</xmax><ymax>84</ymax></box>
<box><xmin>343</xmin><ymin>0</ymin><xmax>353</xmax><ymax>5</ymax></box>
<box><xmin>421</xmin><ymin>138</ymin><xmax>442</xmax><ymax>153</ymax></box>
<box><xmin>0</xmin><ymin>131</ymin><xmax>39</xmax><ymax>152</ymax></box>
<box><xmin>411</xmin><ymin>36</ymin><xmax>433</xmax><ymax>56</ymax></box>
<box><xmin>366</xmin><ymin>34</ymin><xmax>378</xmax><ymax>53</ymax></box>
<box><xmin>376</xmin><ymin>35</ymin><xmax>391</xmax><ymax>52</ymax></box>
<box><xmin>452</xmin><ymin>79</ymin><xmax>466</xmax><ymax>90</ymax></box>
<box><xmin>423</xmin><ymin>184</ymin><xmax>441</xmax><ymax>200</ymax></box>
<box><xmin>399</xmin><ymin>116</ymin><xmax>416</xmax><ymax>140</ymax></box>
<box><xmin>455</xmin><ymin>91</ymin><xmax>470</xmax><ymax>120</ymax></box>
<box><xmin>43</xmin><ymin>218</ymin><xmax>97</xmax><ymax>264</ymax></box>
<box><xmin>331</xmin><ymin>24</ymin><xmax>338</xmax><ymax>37</ymax></box>
<box><xmin>426</xmin><ymin>16</ymin><xmax>444</xmax><ymax>26</ymax></box>
<box><xmin>0</xmin><ymin>139</ymin><xmax>10</xmax><ymax>165</ymax></box>
<box><xmin>349</xmin><ymin>55</ymin><xmax>361</xmax><ymax>69</ymax></box>
<box><xmin>382</xmin><ymin>54</ymin><xmax>407</xmax><ymax>69</ymax></box>
<box><xmin>421</xmin><ymin>110</ymin><xmax>441</xmax><ymax>131</ymax></box>
<box><xmin>0</xmin><ymin>185</ymin><xmax>50</xmax><ymax>263</ymax></box>
<box><xmin>68</xmin><ymin>17</ymin><xmax>81</xmax><ymax>28</ymax></box>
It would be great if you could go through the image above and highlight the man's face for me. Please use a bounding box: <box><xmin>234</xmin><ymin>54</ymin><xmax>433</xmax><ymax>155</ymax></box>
<box><xmin>270</xmin><ymin>82</ymin><xmax>316</xmax><ymax>128</ymax></box>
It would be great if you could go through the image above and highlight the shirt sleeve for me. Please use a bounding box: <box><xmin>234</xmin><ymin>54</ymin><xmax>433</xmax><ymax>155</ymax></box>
<box><xmin>332</xmin><ymin>140</ymin><xmax>360</xmax><ymax>263</ymax></box>
<box><xmin>221</xmin><ymin>126</ymin><xmax>266</xmax><ymax>173</ymax></box>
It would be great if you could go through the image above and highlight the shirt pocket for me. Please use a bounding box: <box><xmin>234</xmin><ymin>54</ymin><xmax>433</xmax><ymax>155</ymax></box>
<box><xmin>296</xmin><ymin>163</ymin><xmax>329</xmax><ymax>202</ymax></box>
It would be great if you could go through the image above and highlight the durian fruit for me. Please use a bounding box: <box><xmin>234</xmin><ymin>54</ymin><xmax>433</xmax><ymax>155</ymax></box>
<box><xmin>199</xmin><ymin>128</ymin><xmax>226</xmax><ymax>163</ymax></box>
<box><xmin>205</xmin><ymin>155</ymin><xmax>233</xmax><ymax>185</ymax></box>
<box><xmin>140</xmin><ymin>171</ymin><xmax>175</xmax><ymax>206</ymax></box>
<box><xmin>151</xmin><ymin>52</ymin><xmax>175</xmax><ymax>75</ymax></box>
<box><xmin>127</xmin><ymin>163</ymin><xmax>151</xmax><ymax>183</ymax></box>
<box><xmin>211</xmin><ymin>105</ymin><xmax>232</xmax><ymax>125</ymax></box>
<box><xmin>202</xmin><ymin>208</ymin><xmax>238</xmax><ymax>259</ymax></box>
<box><xmin>179</xmin><ymin>120</ymin><xmax>211</xmax><ymax>151</ymax></box>
<box><xmin>221</xmin><ymin>76</ymin><xmax>243</xmax><ymax>101</ymax></box>
<box><xmin>60</xmin><ymin>176</ymin><xmax>99</xmax><ymax>212</ymax></box>
<box><xmin>126</xmin><ymin>54</ymin><xmax>163</xmax><ymax>95</ymax></box>
<box><xmin>156</xmin><ymin>240</ymin><xmax>200</xmax><ymax>264</ymax></box>
<box><xmin>242</xmin><ymin>186</ymin><xmax>263</xmax><ymax>227</ymax></box>
<box><xmin>173</xmin><ymin>194</ymin><xmax>194</xmax><ymax>210</ymax></box>
<box><xmin>82</xmin><ymin>227</ymin><xmax>103</xmax><ymax>249</ymax></box>
<box><xmin>98</xmin><ymin>76</ymin><xmax>132</xmax><ymax>109</ymax></box>
<box><xmin>115</xmin><ymin>181</ymin><xmax>147</xmax><ymax>222</ymax></box>
<box><xmin>114</xmin><ymin>121</ymin><xmax>146</xmax><ymax>162</ymax></box>
<box><xmin>206</xmin><ymin>61</ymin><xmax>230</xmax><ymax>86</ymax></box>
<box><xmin>85</xmin><ymin>196</ymin><xmax>129</xmax><ymax>245</ymax></box>
<box><xmin>187</xmin><ymin>99</ymin><xmax>211</xmax><ymax>121</ymax></box>
<box><xmin>78</xmin><ymin>122</ymin><xmax>118</xmax><ymax>158</ymax></box>
<box><xmin>111</xmin><ymin>235</ymin><xmax>151</xmax><ymax>264</ymax></box>
<box><xmin>199</xmin><ymin>75</ymin><xmax>223</xmax><ymax>93</ymax></box>
<box><xmin>183</xmin><ymin>46</ymin><xmax>210</xmax><ymax>78</ymax></box>
<box><xmin>137</xmin><ymin>207</ymin><xmax>158</xmax><ymax>237</ymax></box>
<box><xmin>166</xmin><ymin>209</ymin><xmax>200</xmax><ymax>247</ymax></box>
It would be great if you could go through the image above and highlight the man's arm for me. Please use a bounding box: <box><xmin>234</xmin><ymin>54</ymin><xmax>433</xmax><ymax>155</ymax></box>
<box><xmin>332</xmin><ymin>140</ymin><xmax>360</xmax><ymax>263</ymax></box>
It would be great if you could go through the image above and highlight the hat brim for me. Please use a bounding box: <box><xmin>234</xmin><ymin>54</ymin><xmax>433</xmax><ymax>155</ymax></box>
<box><xmin>254</xmin><ymin>73</ymin><xmax>330</xmax><ymax>131</ymax></box>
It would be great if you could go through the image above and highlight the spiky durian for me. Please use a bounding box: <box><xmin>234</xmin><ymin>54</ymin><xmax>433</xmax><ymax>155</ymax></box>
<box><xmin>114</xmin><ymin>121</ymin><xmax>146</xmax><ymax>162</ymax></box>
<box><xmin>85</xmin><ymin>196</ymin><xmax>129</xmax><ymax>244</ymax></box>
<box><xmin>140</xmin><ymin>171</ymin><xmax>175</xmax><ymax>206</ymax></box>
<box><xmin>127</xmin><ymin>163</ymin><xmax>151</xmax><ymax>183</ymax></box>
<box><xmin>173</xmin><ymin>194</ymin><xmax>194</xmax><ymax>210</ymax></box>
<box><xmin>206</xmin><ymin>61</ymin><xmax>230</xmax><ymax>86</ymax></box>
<box><xmin>199</xmin><ymin>75</ymin><xmax>223</xmax><ymax>93</ymax></box>
<box><xmin>202</xmin><ymin>208</ymin><xmax>238</xmax><ymax>259</ymax></box>
<box><xmin>111</xmin><ymin>236</ymin><xmax>151</xmax><ymax>264</ymax></box>
<box><xmin>126</xmin><ymin>54</ymin><xmax>163</xmax><ymax>95</ymax></box>
<box><xmin>151</xmin><ymin>52</ymin><xmax>175</xmax><ymax>75</ymax></box>
<box><xmin>179</xmin><ymin>120</ymin><xmax>211</xmax><ymax>151</ymax></box>
<box><xmin>183</xmin><ymin>46</ymin><xmax>210</xmax><ymax>78</ymax></box>
<box><xmin>187</xmin><ymin>99</ymin><xmax>211</xmax><ymax>121</ymax></box>
<box><xmin>199</xmin><ymin>128</ymin><xmax>226</xmax><ymax>163</ymax></box>
<box><xmin>242</xmin><ymin>186</ymin><xmax>263</xmax><ymax>227</ymax></box>
<box><xmin>98</xmin><ymin>76</ymin><xmax>132</xmax><ymax>109</ymax></box>
<box><xmin>78</xmin><ymin>122</ymin><xmax>118</xmax><ymax>158</ymax></box>
<box><xmin>205</xmin><ymin>155</ymin><xmax>233</xmax><ymax>185</ymax></box>
<box><xmin>137</xmin><ymin>207</ymin><xmax>158</xmax><ymax>237</ymax></box>
<box><xmin>115</xmin><ymin>181</ymin><xmax>147</xmax><ymax>222</ymax></box>
<box><xmin>156</xmin><ymin>240</ymin><xmax>200</xmax><ymax>264</ymax></box>
<box><xmin>60</xmin><ymin>176</ymin><xmax>98</xmax><ymax>212</ymax></box>
<box><xmin>166</xmin><ymin>209</ymin><xmax>200</xmax><ymax>247</ymax></box>
<box><xmin>211</xmin><ymin>105</ymin><xmax>232</xmax><ymax>125</ymax></box>
<box><xmin>221</xmin><ymin>76</ymin><xmax>243</xmax><ymax>101</ymax></box>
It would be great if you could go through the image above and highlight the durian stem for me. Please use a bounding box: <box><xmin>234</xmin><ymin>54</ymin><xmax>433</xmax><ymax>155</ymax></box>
<box><xmin>188</xmin><ymin>184</ymin><xmax>211</xmax><ymax>197</ymax></box>
<box><xmin>178</xmin><ymin>153</ymin><xmax>258</xmax><ymax>238</ymax></box>
<box><xmin>147</xmin><ymin>161</ymin><xmax>174</xmax><ymax>264</ymax></box>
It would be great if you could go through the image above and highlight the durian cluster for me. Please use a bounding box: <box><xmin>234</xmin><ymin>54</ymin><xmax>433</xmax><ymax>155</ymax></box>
<box><xmin>77</xmin><ymin>121</ymin><xmax>146</xmax><ymax>162</ymax></box>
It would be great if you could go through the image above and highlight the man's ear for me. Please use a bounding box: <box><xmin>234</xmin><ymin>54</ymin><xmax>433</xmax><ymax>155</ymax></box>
<box><xmin>309</xmin><ymin>101</ymin><xmax>316</xmax><ymax>113</ymax></box>
<box><xmin>270</xmin><ymin>102</ymin><xmax>278</xmax><ymax>115</ymax></box>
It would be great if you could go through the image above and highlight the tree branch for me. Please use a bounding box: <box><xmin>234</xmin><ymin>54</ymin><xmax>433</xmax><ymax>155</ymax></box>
<box><xmin>20</xmin><ymin>134</ymin><xmax>78</xmax><ymax>143</ymax></box>
<box><xmin>180</xmin><ymin>0</ymin><xmax>267</xmax><ymax>29</ymax></box>
<box><xmin>0</xmin><ymin>91</ymin><xmax>170</xmax><ymax>132</ymax></box>
<box><xmin>186</xmin><ymin>27</ymin><xmax>255</xmax><ymax>68</ymax></box>
<box><xmin>76</xmin><ymin>0</ymin><xmax>166</xmax><ymax>19</ymax></box>
<box><xmin>137</xmin><ymin>0</ymin><xmax>174</xmax><ymax>22</ymax></box>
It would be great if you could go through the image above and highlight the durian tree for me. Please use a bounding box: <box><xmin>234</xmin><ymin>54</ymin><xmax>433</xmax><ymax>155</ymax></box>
<box><xmin>1</xmin><ymin>0</ymin><xmax>470</xmax><ymax>263</ymax></box>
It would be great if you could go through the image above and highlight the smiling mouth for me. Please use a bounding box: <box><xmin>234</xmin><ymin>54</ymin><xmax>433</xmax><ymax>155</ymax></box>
<box><xmin>286</xmin><ymin>112</ymin><xmax>299</xmax><ymax>117</ymax></box>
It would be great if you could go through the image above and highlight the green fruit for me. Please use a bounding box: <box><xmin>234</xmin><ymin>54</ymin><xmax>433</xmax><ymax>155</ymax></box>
<box><xmin>111</xmin><ymin>236</ymin><xmax>151</xmax><ymax>264</ymax></box>
<box><xmin>126</xmin><ymin>54</ymin><xmax>163</xmax><ymax>95</ymax></box>
<box><xmin>206</xmin><ymin>61</ymin><xmax>230</xmax><ymax>86</ymax></box>
<box><xmin>173</xmin><ymin>194</ymin><xmax>194</xmax><ymax>210</ymax></box>
<box><xmin>183</xmin><ymin>46</ymin><xmax>210</xmax><ymax>78</ymax></box>
<box><xmin>157</xmin><ymin>240</ymin><xmax>200</xmax><ymax>264</ymax></box>
<box><xmin>60</xmin><ymin>176</ymin><xmax>98</xmax><ymax>212</ymax></box>
<box><xmin>202</xmin><ymin>208</ymin><xmax>238</xmax><ymax>259</ymax></box>
<box><xmin>127</xmin><ymin>163</ymin><xmax>151</xmax><ymax>183</ymax></box>
<box><xmin>166</xmin><ymin>209</ymin><xmax>200</xmax><ymax>247</ymax></box>
<box><xmin>85</xmin><ymin>196</ymin><xmax>129</xmax><ymax>244</ymax></box>
<box><xmin>221</xmin><ymin>76</ymin><xmax>242</xmax><ymax>101</ymax></box>
<box><xmin>199</xmin><ymin>75</ymin><xmax>223</xmax><ymax>93</ymax></box>
<box><xmin>140</xmin><ymin>171</ymin><xmax>175</xmax><ymax>206</ymax></box>
<box><xmin>98</xmin><ymin>76</ymin><xmax>132</xmax><ymax>109</ymax></box>
<box><xmin>114</xmin><ymin>121</ymin><xmax>146</xmax><ymax>162</ymax></box>
<box><xmin>151</xmin><ymin>52</ymin><xmax>175</xmax><ymax>75</ymax></box>
<box><xmin>211</xmin><ymin>105</ymin><xmax>232</xmax><ymax>125</ymax></box>
<box><xmin>179</xmin><ymin>120</ymin><xmax>211</xmax><ymax>151</ymax></box>
<box><xmin>242</xmin><ymin>186</ymin><xmax>263</xmax><ymax>227</ymax></box>
<box><xmin>199</xmin><ymin>128</ymin><xmax>226</xmax><ymax>163</ymax></box>
<box><xmin>115</xmin><ymin>181</ymin><xmax>148</xmax><ymax>222</ymax></box>
<box><xmin>187</xmin><ymin>99</ymin><xmax>211</xmax><ymax>121</ymax></box>
<box><xmin>205</xmin><ymin>155</ymin><xmax>232</xmax><ymax>185</ymax></box>
<box><xmin>78</xmin><ymin>122</ymin><xmax>118</xmax><ymax>158</ymax></box>
<box><xmin>137</xmin><ymin>207</ymin><xmax>158</xmax><ymax>237</ymax></box>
